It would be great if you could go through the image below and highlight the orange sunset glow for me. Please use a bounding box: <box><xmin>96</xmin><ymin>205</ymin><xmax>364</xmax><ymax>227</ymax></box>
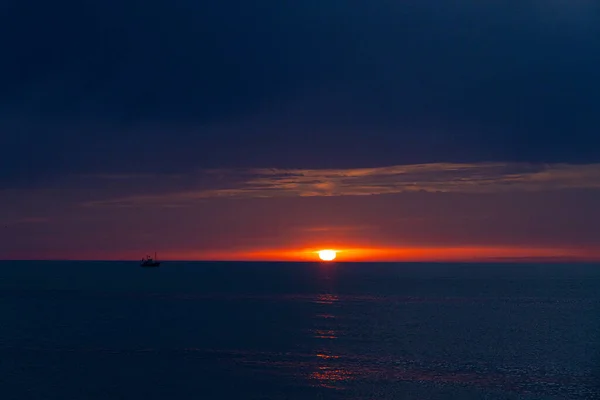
<box><xmin>3</xmin><ymin>163</ymin><xmax>600</xmax><ymax>263</ymax></box>
<box><xmin>5</xmin><ymin>239</ymin><xmax>600</xmax><ymax>262</ymax></box>
<box><xmin>92</xmin><ymin>245</ymin><xmax>600</xmax><ymax>263</ymax></box>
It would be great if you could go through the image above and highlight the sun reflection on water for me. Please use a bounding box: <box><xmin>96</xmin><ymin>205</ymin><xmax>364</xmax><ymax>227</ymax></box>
<box><xmin>309</xmin><ymin>292</ymin><xmax>355</xmax><ymax>390</ymax></box>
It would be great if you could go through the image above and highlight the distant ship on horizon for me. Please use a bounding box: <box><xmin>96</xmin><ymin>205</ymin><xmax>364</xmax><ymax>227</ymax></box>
<box><xmin>140</xmin><ymin>253</ymin><xmax>161</xmax><ymax>267</ymax></box>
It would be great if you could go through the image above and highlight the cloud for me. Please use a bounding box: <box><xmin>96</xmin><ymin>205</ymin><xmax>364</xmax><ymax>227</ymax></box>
<box><xmin>84</xmin><ymin>162</ymin><xmax>600</xmax><ymax>207</ymax></box>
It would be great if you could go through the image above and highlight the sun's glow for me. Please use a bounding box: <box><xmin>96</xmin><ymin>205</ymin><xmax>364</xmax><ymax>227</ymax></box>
<box><xmin>318</xmin><ymin>249</ymin><xmax>337</xmax><ymax>261</ymax></box>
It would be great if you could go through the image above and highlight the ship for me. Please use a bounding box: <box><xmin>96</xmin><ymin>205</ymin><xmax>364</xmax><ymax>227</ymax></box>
<box><xmin>140</xmin><ymin>253</ymin><xmax>161</xmax><ymax>267</ymax></box>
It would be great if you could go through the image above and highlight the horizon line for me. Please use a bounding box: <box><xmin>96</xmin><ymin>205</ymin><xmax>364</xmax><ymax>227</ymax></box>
<box><xmin>1</xmin><ymin>258</ymin><xmax>598</xmax><ymax>264</ymax></box>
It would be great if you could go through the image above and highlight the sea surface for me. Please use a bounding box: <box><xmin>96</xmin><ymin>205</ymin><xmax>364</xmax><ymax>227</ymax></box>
<box><xmin>0</xmin><ymin>261</ymin><xmax>599</xmax><ymax>399</ymax></box>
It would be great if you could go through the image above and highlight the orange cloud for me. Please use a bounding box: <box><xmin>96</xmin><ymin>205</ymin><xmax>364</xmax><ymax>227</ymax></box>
<box><xmin>84</xmin><ymin>162</ymin><xmax>600</xmax><ymax>207</ymax></box>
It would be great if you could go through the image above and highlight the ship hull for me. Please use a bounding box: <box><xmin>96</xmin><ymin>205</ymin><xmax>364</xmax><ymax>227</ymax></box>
<box><xmin>140</xmin><ymin>262</ymin><xmax>160</xmax><ymax>267</ymax></box>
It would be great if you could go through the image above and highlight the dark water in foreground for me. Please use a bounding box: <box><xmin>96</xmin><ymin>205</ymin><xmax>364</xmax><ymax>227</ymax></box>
<box><xmin>0</xmin><ymin>261</ymin><xmax>599</xmax><ymax>399</ymax></box>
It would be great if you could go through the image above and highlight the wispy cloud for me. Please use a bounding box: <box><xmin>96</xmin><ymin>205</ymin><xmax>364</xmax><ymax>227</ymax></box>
<box><xmin>85</xmin><ymin>162</ymin><xmax>600</xmax><ymax>207</ymax></box>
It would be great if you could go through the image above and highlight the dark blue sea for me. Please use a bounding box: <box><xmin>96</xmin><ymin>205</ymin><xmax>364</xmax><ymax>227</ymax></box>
<box><xmin>1</xmin><ymin>261</ymin><xmax>599</xmax><ymax>399</ymax></box>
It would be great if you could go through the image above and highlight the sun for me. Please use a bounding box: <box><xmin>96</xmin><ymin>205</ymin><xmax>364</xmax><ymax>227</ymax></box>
<box><xmin>318</xmin><ymin>249</ymin><xmax>337</xmax><ymax>261</ymax></box>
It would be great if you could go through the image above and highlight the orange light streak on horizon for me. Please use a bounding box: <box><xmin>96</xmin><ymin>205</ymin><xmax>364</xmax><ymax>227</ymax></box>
<box><xmin>166</xmin><ymin>246</ymin><xmax>600</xmax><ymax>263</ymax></box>
<box><xmin>6</xmin><ymin>246</ymin><xmax>600</xmax><ymax>262</ymax></box>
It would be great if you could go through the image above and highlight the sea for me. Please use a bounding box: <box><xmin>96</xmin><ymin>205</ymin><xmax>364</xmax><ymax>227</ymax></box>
<box><xmin>0</xmin><ymin>261</ymin><xmax>599</xmax><ymax>400</ymax></box>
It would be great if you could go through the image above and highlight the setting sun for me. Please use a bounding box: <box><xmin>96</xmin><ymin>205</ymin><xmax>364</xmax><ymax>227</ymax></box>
<box><xmin>318</xmin><ymin>249</ymin><xmax>337</xmax><ymax>261</ymax></box>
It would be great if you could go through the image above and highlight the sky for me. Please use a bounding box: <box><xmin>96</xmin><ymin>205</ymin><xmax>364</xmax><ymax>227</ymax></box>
<box><xmin>1</xmin><ymin>0</ymin><xmax>600</xmax><ymax>261</ymax></box>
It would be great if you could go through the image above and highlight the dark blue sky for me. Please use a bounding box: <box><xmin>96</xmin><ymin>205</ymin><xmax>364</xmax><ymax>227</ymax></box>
<box><xmin>2</xmin><ymin>0</ymin><xmax>599</xmax><ymax>187</ymax></box>
<box><xmin>2</xmin><ymin>1</ymin><xmax>600</xmax><ymax>260</ymax></box>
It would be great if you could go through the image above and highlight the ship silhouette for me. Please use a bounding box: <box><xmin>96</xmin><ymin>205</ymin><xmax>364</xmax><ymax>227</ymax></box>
<box><xmin>140</xmin><ymin>252</ymin><xmax>160</xmax><ymax>267</ymax></box>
